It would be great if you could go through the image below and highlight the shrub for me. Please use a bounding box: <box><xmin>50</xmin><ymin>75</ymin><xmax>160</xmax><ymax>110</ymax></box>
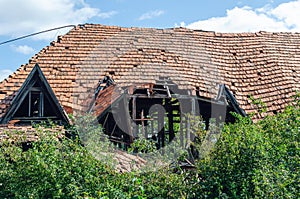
<box><xmin>0</xmin><ymin>128</ymin><xmax>115</xmax><ymax>198</ymax></box>
<box><xmin>0</xmin><ymin>98</ymin><xmax>299</xmax><ymax>198</ymax></box>
<box><xmin>193</xmin><ymin>101</ymin><xmax>300</xmax><ymax>198</ymax></box>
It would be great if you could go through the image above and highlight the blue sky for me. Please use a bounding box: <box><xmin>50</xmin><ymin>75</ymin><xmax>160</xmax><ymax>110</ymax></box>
<box><xmin>0</xmin><ymin>0</ymin><xmax>299</xmax><ymax>81</ymax></box>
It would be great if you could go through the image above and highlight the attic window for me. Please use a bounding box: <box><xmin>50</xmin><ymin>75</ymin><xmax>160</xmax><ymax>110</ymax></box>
<box><xmin>30</xmin><ymin>90</ymin><xmax>43</xmax><ymax>117</ymax></box>
<box><xmin>1</xmin><ymin>64</ymin><xmax>70</xmax><ymax>125</ymax></box>
<box><xmin>13</xmin><ymin>85</ymin><xmax>57</xmax><ymax>118</ymax></box>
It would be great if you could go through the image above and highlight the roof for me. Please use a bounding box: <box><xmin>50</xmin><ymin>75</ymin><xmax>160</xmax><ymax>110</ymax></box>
<box><xmin>1</xmin><ymin>24</ymin><xmax>299</xmax><ymax>120</ymax></box>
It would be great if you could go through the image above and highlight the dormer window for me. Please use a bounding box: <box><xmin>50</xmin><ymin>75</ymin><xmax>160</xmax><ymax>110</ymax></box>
<box><xmin>1</xmin><ymin>64</ymin><xmax>69</xmax><ymax>125</ymax></box>
<box><xmin>30</xmin><ymin>90</ymin><xmax>43</xmax><ymax>117</ymax></box>
<box><xmin>13</xmin><ymin>87</ymin><xmax>47</xmax><ymax>118</ymax></box>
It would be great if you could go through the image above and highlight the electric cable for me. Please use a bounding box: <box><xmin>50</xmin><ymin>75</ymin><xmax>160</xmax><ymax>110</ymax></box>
<box><xmin>0</xmin><ymin>24</ymin><xmax>76</xmax><ymax>46</ymax></box>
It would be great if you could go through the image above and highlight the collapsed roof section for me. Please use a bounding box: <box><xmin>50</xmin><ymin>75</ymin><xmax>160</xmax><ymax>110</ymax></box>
<box><xmin>92</xmin><ymin>76</ymin><xmax>246</xmax><ymax>148</ymax></box>
<box><xmin>0</xmin><ymin>24</ymin><xmax>299</xmax><ymax>122</ymax></box>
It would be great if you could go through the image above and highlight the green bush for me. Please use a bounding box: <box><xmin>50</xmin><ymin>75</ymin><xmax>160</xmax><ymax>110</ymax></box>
<box><xmin>0</xmin><ymin>132</ymin><xmax>114</xmax><ymax>198</ymax></box>
<box><xmin>193</xmin><ymin>101</ymin><xmax>300</xmax><ymax>198</ymax></box>
<box><xmin>0</xmin><ymin>98</ymin><xmax>299</xmax><ymax>198</ymax></box>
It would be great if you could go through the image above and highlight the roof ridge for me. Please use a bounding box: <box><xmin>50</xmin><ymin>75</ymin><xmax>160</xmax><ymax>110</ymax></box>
<box><xmin>74</xmin><ymin>23</ymin><xmax>300</xmax><ymax>36</ymax></box>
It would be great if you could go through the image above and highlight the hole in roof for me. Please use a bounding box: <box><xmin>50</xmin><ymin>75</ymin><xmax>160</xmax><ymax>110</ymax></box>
<box><xmin>109</xmin><ymin>71</ymin><xmax>115</xmax><ymax>75</ymax></box>
<box><xmin>138</xmin><ymin>48</ymin><xmax>143</xmax><ymax>52</ymax></box>
<box><xmin>258</xmin><ymin>77</ymin><xmax>262</xmax><ymax>81</ymax></box>
<box><xmin>247</xmin><ymin>59</ymin><xmax>252</xmax><ymax>63</ymax></box>
<box><xmin>260</xmin><ymin>50</ymin><xmax>263</xmax><ymax>53</ymax></box>
<box><xmin>257</xmin><ymin>72</ymin><xmax>262</xmax><ymax>76</ymax></box>
<box><xmin>159</xmin><ymin>76</ymin><xmax>171</xmax><ymax>80</ymax></box>
<box><xmin>133</xmin><ymin>64</ymin><xmax>138</xmax><ymax>68</ymax></box>
<box><xmin>232</xmin><ymin>52</ymin><xmax>237</xmax><ymax>56</ymax></box>
<box><xmin>292</xmin><ymin>69</ymin><xmax>296</xmax><ymax>73</ymax></box>
<box><xmin>57</xmin><ymin>36</ymin><xmax>62</xmax><ymax>43</ymax></box>
<box><xmin>273</xmin><ymin>110</ymin><xmax>277</xmax><ymax>114</ymax></box>
<box><xmin>231</xmin><ymin>82</ymin><xmax>235</xmax><ymax>86</ymax></box>
<box><xmin>161</xmin><ymin>49</ymin><xmax>166</xmax><ymax>53</ymax></box>
<box><xmin>163</xmin><ymin>59</ymin><xmax>167</xmax><ymax>63</ymax></box>
<box><xmin>65</xmin><ymin>46</ymin><xmax>70</xmax><ymax>50</ymax></box>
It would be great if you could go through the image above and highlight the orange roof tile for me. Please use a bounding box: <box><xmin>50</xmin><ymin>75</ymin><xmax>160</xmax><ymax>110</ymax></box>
<box><xmin>0</xmin><ymin>24</ymin><xmax>299</xmax><ymax>120</ymax></box>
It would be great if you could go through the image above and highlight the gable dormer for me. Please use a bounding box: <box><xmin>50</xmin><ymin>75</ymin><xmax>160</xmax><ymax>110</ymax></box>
<box><xmin>0</xmin><ymin>64</ymin><xmax>69</xmax><ymax>125</ymax></box>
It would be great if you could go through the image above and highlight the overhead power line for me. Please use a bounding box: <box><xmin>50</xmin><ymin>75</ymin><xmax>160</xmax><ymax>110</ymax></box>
<box><xmin>0</xmin><ymin>25</ymin><xmax>76</xmax><ymax>46</ymax></box>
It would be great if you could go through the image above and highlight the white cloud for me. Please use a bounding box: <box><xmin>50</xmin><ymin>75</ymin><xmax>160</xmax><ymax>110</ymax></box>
<box><xmin>11</xmin><ymin>45</ymin><xmax>35</xmax><ymax>55</ymax></box>
<box><xmin>98</xmin><ymin>11</ymin><xmax>118</xmax><ymax>19</ymax></box>
<box><xmin>186</xmin><ymin>0</ymin><xmax>300</xmax><ymax>32</ymax></box>
<box><xmin>138</xmin><ymin>10</ymin><xmax>164</xmax><ymax>21</ymax></box>
<box><xmin>0</xmin><ymin>0</ymin><xmax>116</xmax><ymax>40</ymax></box>
<box><xmin>0</xmin><ymin>69</ymin><xmax>13</xmax><ymax>82</ymax></box>
<box><xmin>270</xmin><ymin>0</ymin><xmax>300</xmax><ymax>30</ymax></box>
<box><xmin>175</xmin><ymin>21</ymin><xmax>186</xmax><ymax>28</ymax></box>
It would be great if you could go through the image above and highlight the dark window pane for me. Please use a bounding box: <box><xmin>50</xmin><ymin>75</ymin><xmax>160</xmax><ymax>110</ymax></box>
<box><xmin>30</xmin><ymin>92</ymin><xmax>42</xmax><ymax>117</ymax></box>
<box><xmin>43</xmin><ymin>95</ymin><xmax>57</xmax><ymax>117</ymax></box>
<box><xmin>14</xmin><ymin>94</ymin><xmax>29</xmax><ymax>117</ymax></box>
